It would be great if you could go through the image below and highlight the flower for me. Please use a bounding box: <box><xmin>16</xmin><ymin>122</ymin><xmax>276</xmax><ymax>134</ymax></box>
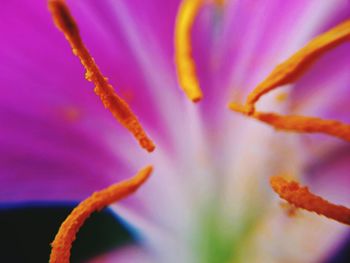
<box><xmin>1</xmin><ymin>0</ymin><xmax>349</xmax><ymax>262</ymax></box>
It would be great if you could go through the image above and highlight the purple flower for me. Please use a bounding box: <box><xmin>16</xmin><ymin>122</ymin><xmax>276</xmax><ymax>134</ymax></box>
<box><xmin>1</xmin><ymin>0</ymin><xmax>349</xmax><ymax>262</ymax></box>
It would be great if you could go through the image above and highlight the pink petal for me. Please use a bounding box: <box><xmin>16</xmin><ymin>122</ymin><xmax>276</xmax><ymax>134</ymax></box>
<box><xmin>88</xmin><ymin>245</ymin><xmax>153</xmax><ymax>263</ymax></box>
<box><xmin>0</xmin><ymin>0</ymin><xmax>182</xmax><ymax>201</ymax></box>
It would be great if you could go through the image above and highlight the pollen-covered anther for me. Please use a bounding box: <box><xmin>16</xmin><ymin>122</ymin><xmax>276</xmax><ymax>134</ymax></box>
<box><xmin>49</xmin><ymin>166</ymin><xmax>153</xmax><ymax>263</ymax></box>
<box><xmin>48</xmin><ymin>0</ymin><xmax>155</xmax><ymax>152</ymax></box>
<box><xmin>270</xmin><ymin>176</ymin><xmax>350</xmax><ymax>225</ymax></box>
<box><xmin>229</xmin><ymin>20</ymin><xmax>350</xmax><ymax>142</ymax></box>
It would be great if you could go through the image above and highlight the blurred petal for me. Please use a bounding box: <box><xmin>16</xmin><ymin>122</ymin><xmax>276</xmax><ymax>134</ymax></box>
<box><xmin>306</xmin><ymin>145</ymin><xmax>350</xmax><ymax>205</ymax></box>
<box><xmin>0</xmin><ymin>0</ymin><xmax>181</xmax><ymax>201</ymax></box>
<box><xmin>88</xmin><ymin>245</ymin><xmax>153</xmax><ymax>263</ymax></box>
<box><xmin>251</xmin><ymin>206</ymin><xmax>348</xmax><ymax>263</ymax></box>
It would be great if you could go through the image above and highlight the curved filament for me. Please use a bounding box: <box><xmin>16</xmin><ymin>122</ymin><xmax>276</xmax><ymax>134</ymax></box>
<box><xmin>246</xmin><ymin>19</ymin><xmax>350</xmax><ymax>113</ymax></box>
<box><xmin>175</xmin><ymin>0</ymin><xmax>204</xmax><ymax>102</ymax></box>
<box><xmin>270</xmin><ymin>176</ymin><xmax>350</xmax><ymax>225</ymax></box>
<box><xmin>229</xmin><ymin>103</ymin><xmax>350</xmax><ymax>142</ymax></box>
<box><xmin>229</xmin><ymin>20</ymin><xmax>350</xmax><ymax>142</ymax></box>
<box><xmin>49</xmin><ymin>166</ymin><xmax>153</xmax><ymax>263</ymax></box>
<box><xmin>48</xmin><ymin>0</ymin><xmax>155</xmax><ymax>152</ymax></box>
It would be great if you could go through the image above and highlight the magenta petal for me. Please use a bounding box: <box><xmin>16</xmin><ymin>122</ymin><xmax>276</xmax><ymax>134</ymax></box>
<box><xmin>291</xmin><ymin>43</ymin><xmax>350</xmax><ymax>124</ymax></box>
<box><xmin>0</xmin><ymin>106</ymin><xmax>134</xmax><ymax>201</ymax></box>
<box><xmin>117</xmin><ymin>0</ymin><xmax>180</xmax><ymax>62</ymax></box>
<box><xmin>306</xmin><ymin>145</ymin><xmax>350</xmax><ymax>205</ymax></box>
<box><xmin>0</xmin><ymin>0</ymin><xmax>180</xmax><ymax>201</ymax></box>
<box><xmin>193</xmin><ymin>0</ymin><xmax>348</xmax><ymax>125</ymax></box>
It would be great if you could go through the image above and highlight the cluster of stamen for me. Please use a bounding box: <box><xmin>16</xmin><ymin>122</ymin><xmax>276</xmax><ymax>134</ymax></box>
<box><xmin>229</xmin><ymin>19</ymin><xmax>350</xmax><ymax>225</ymax></box>
<box><xmin>47</xmin><ymin>0</ymin><xmax>350</xmax><ymax>261</ymax></box>
<box><xmin>229</xmin><ymin>20</ymin><xmax>350</xmax><ymax>141</ymax></box>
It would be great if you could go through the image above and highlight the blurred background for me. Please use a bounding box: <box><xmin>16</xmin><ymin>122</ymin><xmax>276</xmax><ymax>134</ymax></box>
<box><xmin>0</xmin><ymin>203</ymin><xmax>349</xmax><ymax>262</ymax></box>
<box><xmin>0</xmin><ymin>203</ymin><xmax>134</xmax><ymax>263</ymax></box>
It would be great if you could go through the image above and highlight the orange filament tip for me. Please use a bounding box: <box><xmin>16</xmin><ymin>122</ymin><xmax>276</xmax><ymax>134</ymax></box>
<box><xmin>253</xmin><ymin>112</ymin><xmax>350</xmax><ymax>142</ymax></box>
<box><xmin>48</xmin><ymin>0</ymin><xmax>79</xmax><ymax>39</ymax></box>
<box><xmin>49</xmin><ymin>166</ymin><xmax>153</xmax><ymax>263</ymax></box>
<box><xmin>270</xmin><ymin>176</ymin><xmax>350</xmax><ymax>225</ymax></box>
<box><xmin>229</xmin><ymin>20</ymin><xmax>350</xmax><ymax>143</ymax></box>
<box><xmin>228</xmin><ymin>102</ymin><xmax>253</xmax><ymax>115</ymax></box>
<box><xmin>230</xmin><ymin>104</ymin><xmax>350</xmax><ymax>142</ymax></box>
<box><xmin>175</xmin><ymin>0</ymin><xmax>204</xmax><ymax>102</ymax></box>
<box><xmin>48</xmin><ymin>0</ymin><xmax>155</xmax><ymax>152</ymax></box>
<box><xmin>246</xmin><ymin>19</ymin><xmax>350</xmax><ymax>108</ymax></box>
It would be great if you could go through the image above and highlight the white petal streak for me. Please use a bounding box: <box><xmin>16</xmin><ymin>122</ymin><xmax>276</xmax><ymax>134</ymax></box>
<box><xmin>106</xmin><ymin>0</ymin><xmax>186</xmax><ymax>152</ymax></box>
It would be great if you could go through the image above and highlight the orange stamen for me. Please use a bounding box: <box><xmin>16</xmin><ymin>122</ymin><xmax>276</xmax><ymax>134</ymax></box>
<box><xmin>175</xmin><ymin>0</ymin><xmax>205</xmax><ymax>102</ymax></box>
<box><xmin>270</xmin><ymin>176</ymin><xmax>350</xmax><ymax>225</ymax></box>
<box><xmin>175</xmin><ymin>0</ymin><xmax>224</xmax><ymax>102</ymax></box>
<box><xmin>49</xmin><ymin>166</ymin><xmax>153</xmax><ymax>263</ymax></box>
<box><xmin>229</xmin><ymin>20</ymin><xmax>350</xmax><ymax>142</ymax></box>
<box><xmin>246</xmin><ymin>19</ymin><xmax>350</xmax><ymax>113</ymax></box>
<box><xmin>229</xmin><ymin>103</ymin><xmax>350</xmax><ymax>142</ymax></box>
<box><xmin>48</xmin><ymin>0</ymin><xmax>155</xmax><ymax>152</ymax></box>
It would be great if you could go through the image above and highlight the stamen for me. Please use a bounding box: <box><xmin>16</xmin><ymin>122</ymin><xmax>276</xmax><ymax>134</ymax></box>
<box><xmin>49</xmin><ymin>166</ymin><xmax>153</xmax><ymax>263</ymax></box>
<box><xmin>246</xmin><ymin>19</ymin><xmax>350</xmax><ymax>113</ymax></box>
<box><xmin>48</xmin><ymin>0</ymin><xmax>155</xmax><ymax>152</ymax></box>
<box><xmin>229</xmin><ymin>20</ymin><xmax>350</xmax><ymax>142</ymax></box>
<box><xmin>270</xmin><ymin>176</ymin><xmax>350</xmax><ymax>225</ymax></box>
<box><xmin>229</xmin><ymin>103</ymin><xmax>350</xmax><ymax>142</ymax></box>
<box><xmin>175</xmin><ymin>0</ymin><xmax>204</xmax><ymax>102</ymax></box>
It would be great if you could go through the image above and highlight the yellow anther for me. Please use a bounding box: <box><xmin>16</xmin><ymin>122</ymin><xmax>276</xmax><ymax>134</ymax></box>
<box><xmin>175</xmin><ymin>0</ymin><xmax>205</xmax><ymax>102</ymax></box>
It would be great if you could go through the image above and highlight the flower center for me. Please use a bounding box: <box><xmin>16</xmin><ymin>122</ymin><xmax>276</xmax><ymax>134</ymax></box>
<box><xmin>47</xmin><ymin>0</ymin><xmax>350</xmax><ymax>261</ymax></box>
